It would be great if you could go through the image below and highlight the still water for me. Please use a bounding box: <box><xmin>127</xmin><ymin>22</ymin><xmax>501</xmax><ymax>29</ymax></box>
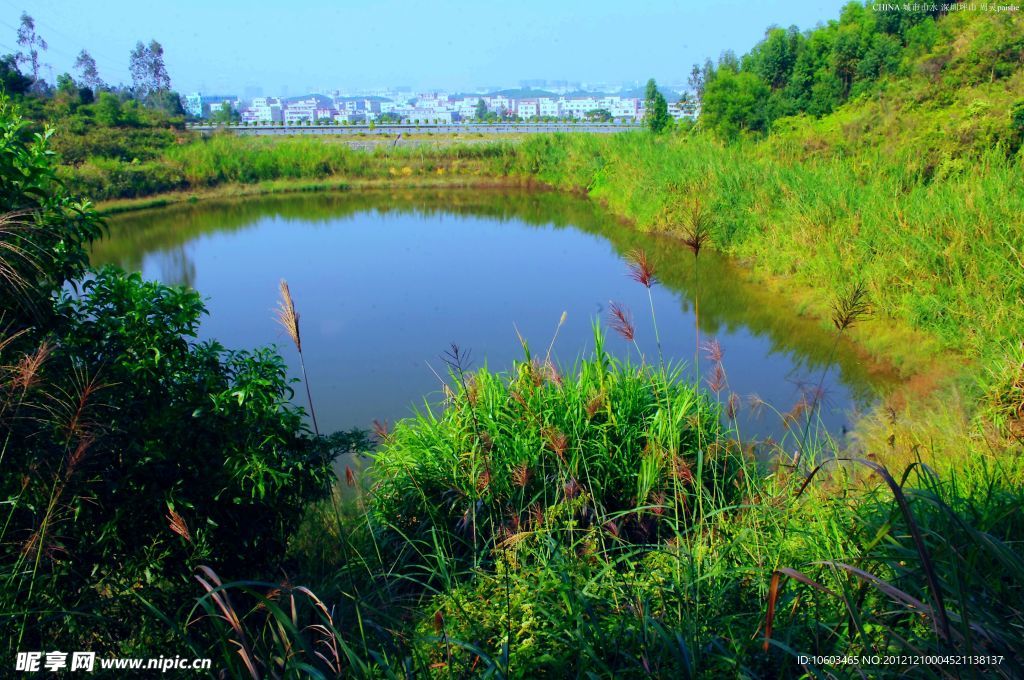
<box><xmin>95</xmin><ymin>189</ymin><xmax>893</xmax><ymax>446</ymax></box>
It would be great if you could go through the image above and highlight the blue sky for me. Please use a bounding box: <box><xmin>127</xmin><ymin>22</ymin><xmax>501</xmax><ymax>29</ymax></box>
<box><xmin>0</xmin><ymin>0</ymin><xmax>851</xmax><ymax>94</ymax></box>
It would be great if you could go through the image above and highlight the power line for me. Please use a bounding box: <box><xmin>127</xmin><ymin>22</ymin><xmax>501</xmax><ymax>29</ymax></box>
<box><xmin>0</xmin><ymin>1</ymin><xmax>126</xmax><ymax>66</ymax></box>
<box><xmin>0</xmin><ymin>9</ymin><xmax>127</xmax><ymax>80</ymax></box>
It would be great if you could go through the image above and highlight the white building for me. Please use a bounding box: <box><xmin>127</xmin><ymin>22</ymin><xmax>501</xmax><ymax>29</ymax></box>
<box><xmin>284</xmin><ymin>98</ymin><xmax>320</xmax><ymax>124</ymax></box>
<box><xmin>607</xmin><ymin>97</ymin><xmax>641</xmax><ymax>119</ymax></box>
<box><xmin>334</xmin><ymin>112</ymin><xmax>367</xmax><ymax>124</ymax></box>
<box><xmin>559</xmin><ymin>97</ymin><xmax>597</xmax><ymax>119</ymax></box>
<box><xmin>515</xmin><ymin>100</ymin><xmax>539</xmax><ymax>119</ymax></box>
<box><xmin>455</xmin><ymin>98</ymin><xmax>480</xmax><ymax>119</ymax></box>
<box><xmin>486</xmin><ymin>95</ymin><xmax>511</xmax><ymax>114</ymax></box>
<box><xmin>538</xmin><ymin>98</ymin><xmax>560</xmax><ymax>118</ymax></box>
<box><xmin>184</xmin><ymin>93</ymin><xmax>238</xmax><ymax>118</ymax></box>
<box><xmin>244</xmin><ymin>97</ymin><xmax>284</xmax><ymax>123</ymax></box>
<box><xmin>668</xmin><ymin>100</ymin><xmax>700</xmax><ymax>120</ymax></box>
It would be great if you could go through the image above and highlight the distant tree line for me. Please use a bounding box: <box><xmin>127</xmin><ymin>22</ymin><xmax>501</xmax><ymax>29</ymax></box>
<box><xmin>0</xmin><ymin>11</ymin><xmax>185</xmax><ymax>123</ymax></box>
<box><xmin>691</xmin><ymin>2</ymin><xmax>959</xmax><ymax>138</ymax></box>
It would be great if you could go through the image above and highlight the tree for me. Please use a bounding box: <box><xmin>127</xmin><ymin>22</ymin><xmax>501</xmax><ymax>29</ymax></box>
<box><xmin>128</xmin><ymin>42</ymin><xmax>147</xmax><ymax>93</ymax></box>
<box><xmin>700</xmin><ymin>69</ymin><xmax>770</xmax><ymax>138</ymax></box>
<box><xmin>211</xmin><ymin>101</ymin><xmax>238</xmax><ymax>125</ymax></box>
<box><xmin>129</xmin><ymin>40</ymin><xmax>171</xmax><ymax>98</ymax></box>
<box><xmin>751</xmin><ymin>27</ymin><xmax>801</xmax><ymax>89</ymax></box>
<box><xmin>15</xmin><ymin>12</ymin><xmax>47</xmax><ymax>89</ymax></box>
<box><xmin>0</xmin><ymin>54</ymin><xmax>32</xmax><ymax>95</ymax></box>
<box><xmin>644</xmin><ymin>78</ymin><xmax>670</xmax><ymax>133</ymax></box>
<box><xmin>689</xmin><ymin>64</ymin><xmax>705</xmax><ymax>101</ymax></box>
<box><xmin>147</xmin><ymin>41</ymin><xmax>171</xmax><ymax>90</ymax></box>
<box><xmin>0</xmin><ymin>96</ymin><xmax>333</xmax><ymax>656</ymax></box>
<box><xmin>94</xmin><ymin>91</ymin><xmax>122</xmax><ymax>126</ymax></box>
<box><xmin>74</xmin><ymin>49</ymin><xmax>103</xmax><ymax>92</ymax></box>
<box><xmin>55</xmin><ymin>72</ymin><xmax>78</xmax><ymax>103</ymax></box>
<box><xmin>147</xmin><ymin>89</ymin><xmax>185</xmax><ymax>116</ymax></box>
<box><xmin>474</xmin><ymin>98</ymin><xmax>487</xmax><ymax>120</ymax></box>
<box><xmin>1009</xmin><ymin>99</ymin><xmax>1024</xmax><ymax>152</ymax></box>
<box><xmin>718</xmin><ymin>50</ymin><xmax>740</xmax><ymax>73</ymax></box>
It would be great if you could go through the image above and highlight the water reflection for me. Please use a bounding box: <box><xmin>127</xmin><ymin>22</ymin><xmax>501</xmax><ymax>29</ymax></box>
<box><xmin>95</xmin><ymin>189</ymin><xmax>895</xmax><ymax>442</ymax></box>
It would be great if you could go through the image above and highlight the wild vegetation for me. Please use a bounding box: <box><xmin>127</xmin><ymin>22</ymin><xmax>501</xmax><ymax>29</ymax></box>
<box><xmin>163</xmin><ymin>264</ymin><xmax>1024</xmax><ymax>678</ymax></box>
<box><xmin>505</xmin><ymin>4</ymin><xmax>1024</xmax><ymax>455</ymax></box>
<box><xmin>0</xmin><ymin>100</ymin><xmax>336</xmax><ymax>659</ymax></box>
<box><xmin>66</xmin><ymin>134</ymin><xmax>516</xmax><ymax>200</ymax></box>
<box><xmin>1</xmin><ymin>2</ymin><xmax>1023</xmax><ymax>678</ymax></box>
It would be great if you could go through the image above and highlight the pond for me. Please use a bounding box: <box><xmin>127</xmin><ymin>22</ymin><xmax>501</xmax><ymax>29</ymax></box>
<box><xmin>95</xmin><ymin>189</ymin><xmax>894</xmax><ymax>450</ymax></box>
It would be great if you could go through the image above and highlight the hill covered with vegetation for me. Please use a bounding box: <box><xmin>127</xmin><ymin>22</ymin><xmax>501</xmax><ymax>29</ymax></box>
<box><xmin>509</xmin><ymin>5</ymin><xmax>1024</xmax><ymax>455</ymax></box>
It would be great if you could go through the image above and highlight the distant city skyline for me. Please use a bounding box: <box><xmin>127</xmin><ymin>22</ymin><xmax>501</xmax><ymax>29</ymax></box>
<box><xmin>1</xmin><ymin>0</ymin><xmax>852</xmax><ymax>95</ymax></box>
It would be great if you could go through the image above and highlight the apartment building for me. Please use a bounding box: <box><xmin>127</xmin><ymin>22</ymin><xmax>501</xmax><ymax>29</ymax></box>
<box><xmin>184</xmin><ymin>93</ymin><xmax>238</xmax><ymax>118</ymax></box>
<box><xmin>515</xmin><ymin>99</ymin><xmax>539</xmax><ymax>119</ymax></box>
<box><xmin>538</xmin><ymin>98</ymin><xmax>560</xmax><ymax>117</ymax></box>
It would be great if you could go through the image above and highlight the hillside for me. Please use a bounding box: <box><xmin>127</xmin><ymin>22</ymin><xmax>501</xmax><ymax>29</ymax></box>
<box><xmin>765</xmin><ymin>8</ymin><xmax>1024</xmax><ymax>171</ymax></box>
<box><xmin>510</xmin><ymin>6</ymin><xmax>1024</xmax><ymax>454</ymax></box>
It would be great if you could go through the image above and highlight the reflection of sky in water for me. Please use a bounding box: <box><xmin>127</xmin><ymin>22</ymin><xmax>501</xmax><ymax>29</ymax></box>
<box><xmin>101</xmin><ymin>195</ymin><xmax>889</xmax><ymax>446</ymax></box>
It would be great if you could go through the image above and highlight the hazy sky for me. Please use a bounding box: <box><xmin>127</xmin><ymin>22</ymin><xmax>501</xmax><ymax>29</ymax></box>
<box><xmin>0</xmin><ymin>0</ymin><xmax>850</xmax><ymax>95</ymax></box>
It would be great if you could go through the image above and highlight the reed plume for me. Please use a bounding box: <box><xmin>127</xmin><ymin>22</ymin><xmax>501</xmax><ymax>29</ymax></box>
<box><xmin>0</xmin><ymin>211</ymin><xmax>51</xmax><ymax>320</ymax></box>
<box><xmin>511</xmin><ymin>462</ymin><xmax>531</xmax><ymax>488</ymax></box>
<box><xmin>167</xmin><ymin>507</ymin><xmax>192</xmax><ymax>542</ymax></box>
<box><xmin>672</xmin><ymin>455</ymin><xmax>694</xmax><ymax>485</ymax></box>
<box><xmin>683</xmin><ymin>198</ymin><xmax>712</xmax><ymax>374</ymax></box>
<box><xmin>276</xmin><ymin>279</ymin><xmax>319</xmax><ymax>437</ymax></box>
<box><xmin>626</xmin><ymin>249</ymin><xmax>664</xmax><ymax>371</ymax></box>
<box><xmin>543</xmin><ymin>360</ymin><xmax>563</xmax><ymax>388</ymax></box>
<box><xmin>705</xmin><ymin>362</ymin><xmax>727</xmax><ymax>394</ymax></box>
<box><xmin>476</xmin><ymin>468</ymin><xmax>491</xmax><ymax>493</ymax></box>
<box><xmin>544</xmin><ymin>310</ymin><xmax>567</xmax><ymax>365</ymax></box>
<box><xmin>682</xmin><ymin>201</ymin><xmax>711</xmax><ymax>257</ymax></box>
<box><xmin>700</xmin><ymin>339</ymin><xmax>724</xmax><ymax>364</ymax></box>
<box><xmin>726</xmin><ymin>392</ymin><xmax>741</xmax><ymax>421</ymax></box>
<box><xmin>608</xmin><ymin>301</ymin><xmax>636</xmax><ymax>342</ymax></box>
<box><xmin>626</xmin><ymin>249</ymin><xmax>656</xmax><ymax>288</ymax></box>
<box><xmin>543</xmin><ymin>427</ymin><xmax>569</xmax><ymax>463</ymax></box>
<box><xmin>564</xmin><ymin>478</ymin><xmax>581</xmax><ymax>500</ymax></box>
<box><xmin>831</xmin><ymin>281</ymin><xmax>871</xmax><ymax>332</ymax></box>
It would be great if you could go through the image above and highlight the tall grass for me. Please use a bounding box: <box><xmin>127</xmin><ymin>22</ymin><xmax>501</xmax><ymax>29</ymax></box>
<box><xmin>178</xmin><ymin>343</ymin><xmax>1024</xmax><ymax>677</ymax></box>
<box><xmin>62</xmin><ymin>133</ymin><xmax>519</xmax><ymax>200</ymax></box>
<box><xmin>172</xmin><ymin>257</ymin><xmax>1024</xmax><ymax>678</ymax></box>
<box><xmin>507</xmin><ymin>131</ymin><xmax>1024</xmax><ymax>438</ymax></box>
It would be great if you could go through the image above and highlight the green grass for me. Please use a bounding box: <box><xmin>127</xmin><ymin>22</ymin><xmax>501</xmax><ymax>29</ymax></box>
<box><xmin>174</xmin><ymin>324</ymin><xmax>1024</xmax><ymax>678</ymax></box>
<box><xmin>61</xmin><ymin>132</ymin><xmax>517</xmax><ymax>200</ymax></box>
<box><xmin>504</xmin><ymin>130</ymin><xmax>1023</xmax><ymax>434</ymax></box>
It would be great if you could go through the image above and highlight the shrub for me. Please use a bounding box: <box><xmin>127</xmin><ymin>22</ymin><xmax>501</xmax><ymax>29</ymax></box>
<box><xmin>370</xmin><ymin>331</ymin><xmax>730</xmax><ymax>571</ymax></box>
<box><xmin>0</xmin><ymin>97</ymin><xmax>330</xmax><ymax>657</ymax></box>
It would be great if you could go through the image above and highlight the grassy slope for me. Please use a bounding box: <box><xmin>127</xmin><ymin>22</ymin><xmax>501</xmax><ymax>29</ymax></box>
<box><xmin>503</xmin><ymin>11</ymin><xmax>1024</xmax><ymax>452</ymax></box>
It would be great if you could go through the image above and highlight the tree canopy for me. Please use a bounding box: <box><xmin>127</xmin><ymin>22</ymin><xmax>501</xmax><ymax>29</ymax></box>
<box><xmin>644</xmin><ymin>78</ymin><xmax>670</xmax><ymax>133</ymax></box>
<box><xmin>694</xmin><ymin>1</ymin><xmax>965</xmax><ymax>138</ymax></box>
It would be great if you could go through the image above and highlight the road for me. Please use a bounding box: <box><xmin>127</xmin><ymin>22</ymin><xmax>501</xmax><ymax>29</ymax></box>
<box><xmin>188</xmin><ymin>122</ymin><xmax>644</xmax><ymax>136</ymax></box>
